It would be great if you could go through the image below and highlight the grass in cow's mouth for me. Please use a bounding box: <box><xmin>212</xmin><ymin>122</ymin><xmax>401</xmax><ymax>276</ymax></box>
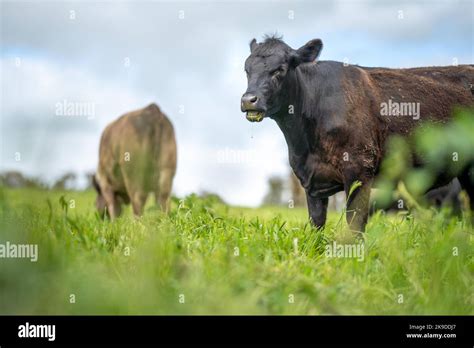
<box><xmin>246</xmin><ymin>111</ymin><xmax>264</xmax><ymax>122</ymax></box>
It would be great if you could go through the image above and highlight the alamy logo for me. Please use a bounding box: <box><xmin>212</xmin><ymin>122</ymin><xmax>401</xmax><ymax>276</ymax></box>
<box><xmin>18</xmin><ymin>322</ymin><xmax>56</xmax><ymax>341</ymax></box>
<box><xmin>324</xmin><ymin>241</ymin><xmax>365</xmax><ymax>262</ymax></box>
<box><xmin>217</xmin><ymin>147</ymin><xmax>258</xmax><ymax>164</ymax></box>
<box><xmin>55</xmin><ymin>99</ymin><xmax>96</xmax><ymax>119</ymax></box>
<box><xmin>380</xmin><ymin>99</ymin><xmax>420</xmax><ymax>120</ymax></box>
<box><xmin>0</xmin><ymin>242</ymin><xmax>38</xmax><ymax>262</ymax></box>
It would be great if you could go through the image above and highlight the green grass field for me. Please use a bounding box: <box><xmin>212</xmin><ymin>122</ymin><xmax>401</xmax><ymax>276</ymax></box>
<box><xmin>0</xmin><ymin>187</ymin><xmax>472</xmax><ymax>315</ymax></box>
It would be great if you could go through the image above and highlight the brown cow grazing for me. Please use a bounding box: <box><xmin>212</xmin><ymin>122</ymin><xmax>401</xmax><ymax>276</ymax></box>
<box><xmin>241</xmin><ymin>35</ymin><xmax>474</xmax><ymax>233</ymax></box>
<box><xmin>93</xmin><ymin>103</ymin><xmax>177</xmax><ymax>218</ymax></box>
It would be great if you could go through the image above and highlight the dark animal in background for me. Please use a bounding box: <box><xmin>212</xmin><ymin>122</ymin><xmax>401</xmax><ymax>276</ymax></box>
<box><xmin>241</xmin><ymin>35</ymin><xmax>474</xmax><ymax>233</ymax></box>
<box><xmin>371</xmin><ymin>179</ymin><xmax>463</xmax><ymax>214</ymax></box>
<box><xmin>93</xmin><ymin>103</ymin><xmax>177</xmax><ymax>218</ymax></box>
<box><xmin>425</xmin><ymin>179</ymin><xmax>463</xmax><ymax>212</ymax></box>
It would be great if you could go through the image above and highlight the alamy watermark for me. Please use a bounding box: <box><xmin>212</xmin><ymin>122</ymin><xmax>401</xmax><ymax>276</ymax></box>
<box><xmin>380</xmin><ymin>99</ymin><xmax>420</xmax><ymax>120</ymax></box>
<box><xmin>0</xmin><ymin>241</ymin><xmax>38</xmax><ymax>262</ymax></box>
<box><xmin>217</xmin><ymin>147</ymin><xmax>258</xmax><ymax>164</ymax></box>
<box><xmin>325</xmin><ymin>241</ymin><xmax>364</xmax><ymax>262</ymax></box>
<box><xmin>55</xmin><ymin>99</ymin><xmax>96</xmax><ymax>120</ymax></box>
<box><xmin>18</xmin><ymin>322</ymin><xmax>55</xmax><ymax>341</ymax></box>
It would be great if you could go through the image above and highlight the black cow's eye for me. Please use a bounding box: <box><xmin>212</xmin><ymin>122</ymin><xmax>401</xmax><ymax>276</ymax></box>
<box><xmin>271</xmin><ymin>67</ymin><xmax>285</xmax><ymax>78</ymax></box>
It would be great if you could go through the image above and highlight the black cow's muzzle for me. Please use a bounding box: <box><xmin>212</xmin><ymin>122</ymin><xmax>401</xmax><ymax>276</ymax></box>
<box><xmin>241</xmin><ymin>93</ymin><xmax>265</xmax><ymax>122</ymax></box>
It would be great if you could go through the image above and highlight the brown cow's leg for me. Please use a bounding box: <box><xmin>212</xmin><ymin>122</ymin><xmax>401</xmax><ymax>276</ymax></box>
<box><xmin>121</xmin><ymin>168</ymin><xmax>147</xmax><ymax>217</ymax></box>
<box><xmin>306</xmin><ymin>194</ymin><xmax>328</xmax><ymax>229</ymax></box>
<box><xmin>131</xmin><ymin>192</ymin><xmax>147</xmax><ymax>216</ymax></box>
<box><xmin>345</xmin><ymin>179</ymin><xmax>372</xmax><ymax>235</ymax></box>
<box><xmin>156</xmin><ymin>168</ymin><xmax>174</xmax><ymax>213</ymax></box>
<box><xmin>101</xmin><ymin>186</ymin><xmax>121</xmax><ymax>219</ymax></box>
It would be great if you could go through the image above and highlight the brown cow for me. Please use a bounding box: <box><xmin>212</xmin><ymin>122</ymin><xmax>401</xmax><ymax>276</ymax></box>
<box><xmin>93</xmin><ymin>103</ymin><xmax>177</xmax><ymax>218</ymax></box>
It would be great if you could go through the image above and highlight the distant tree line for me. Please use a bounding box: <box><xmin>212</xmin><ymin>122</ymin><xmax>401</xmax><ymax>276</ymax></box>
<box><xmin>262</xmin><ymin>172</ymin><xmax>345</xmax><ymax>211</ymax></box>
<box><xmin>0</xmin><ymin>171</ymin><xmax>96</xmax><ymax>190</ymax></box>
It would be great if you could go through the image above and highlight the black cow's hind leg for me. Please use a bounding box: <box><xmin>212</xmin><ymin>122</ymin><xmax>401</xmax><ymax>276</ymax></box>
<box><xmin>344</xmin><ymin>179</ymin><xmax>372</xmax><ymax>234</ymax></box>
<box><xmin>458</xmin><ymin>166</ymin><xmax>474</xmax><ymax>211</ymax></box>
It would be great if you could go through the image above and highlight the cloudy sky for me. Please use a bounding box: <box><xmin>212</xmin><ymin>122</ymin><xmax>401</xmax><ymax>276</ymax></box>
<box><xmin>1</xmin><ymin>0</ymin><xmax>472</xmax><ymax>206</ymax></box>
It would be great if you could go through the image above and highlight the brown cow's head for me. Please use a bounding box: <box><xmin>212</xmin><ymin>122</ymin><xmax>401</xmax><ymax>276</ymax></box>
<box><xmin>92</xmin><ymin>174</ymin><xmax>108</xmax><ymax>217</ymax></box>
<box><xmin>241</xmin><ymin>36</ymin><xmax>323</xmax><ymax>122</ymax></box>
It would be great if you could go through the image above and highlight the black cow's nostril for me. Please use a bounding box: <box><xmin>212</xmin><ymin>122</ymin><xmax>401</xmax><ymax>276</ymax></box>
<box><xmin>242</xmin><ymin>94</ymin><xmax>259</xmax><ymax>109</ymax></box>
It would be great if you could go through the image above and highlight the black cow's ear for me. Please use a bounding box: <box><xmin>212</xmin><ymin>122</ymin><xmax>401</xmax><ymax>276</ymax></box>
<box><xmin>250</xmin><ymin>38</ymin><xmax>258</xmax><ymax>52</ymax></box>
<box><xmin>294</xmin><ymin>39</ymin><xmax>323</xmax><ymax>65</ymax></box>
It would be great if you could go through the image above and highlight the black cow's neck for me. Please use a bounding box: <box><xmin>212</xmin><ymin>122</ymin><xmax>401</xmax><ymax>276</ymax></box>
<box><xmin>274</xmin><ymin>110</ymin><xmax>308</xmax><ymax>157</ymax></box>
<box><xmin>273</xmin><ymin>67</ymin><xmax>319</xmax><ymax>158</ymax></box>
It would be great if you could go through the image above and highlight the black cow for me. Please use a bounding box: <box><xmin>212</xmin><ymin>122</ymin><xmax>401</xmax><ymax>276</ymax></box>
<box><xmin>241</xmin><ymin>35</ymin><xmax>474</xmax><ymax>233</ymax></box>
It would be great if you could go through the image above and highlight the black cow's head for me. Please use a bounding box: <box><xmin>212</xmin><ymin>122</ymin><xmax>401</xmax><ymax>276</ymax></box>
<box><xmin>241</xmin><ymin>36</ymin><xmax>323</xmax><ymax>122</ymax></box>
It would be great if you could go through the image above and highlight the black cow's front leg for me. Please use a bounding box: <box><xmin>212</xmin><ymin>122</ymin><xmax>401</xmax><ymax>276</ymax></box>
<box><xmin>344</xmin><ymin>179</ymin><xmax>372</xmax><ymax>234</ymax></box>
<box><xmin>306</xmin><ymin>193</ymin><xmax>328</xmax><ymax>229</ymax></box>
